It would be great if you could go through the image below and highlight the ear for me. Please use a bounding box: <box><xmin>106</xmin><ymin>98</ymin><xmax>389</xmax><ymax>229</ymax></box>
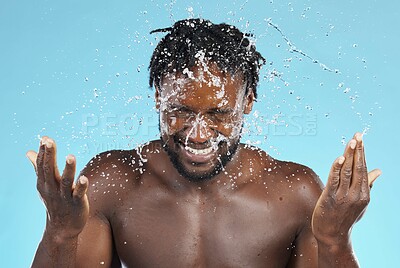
<box><xmin>155</xmin><ymin>86</ymin><xmax>161</xmax><ymax>110</ymax></box>
<box><xmin>243</xmin><ymin>90</ymin><xmax>255</xmax><ymax>114</ymax></box>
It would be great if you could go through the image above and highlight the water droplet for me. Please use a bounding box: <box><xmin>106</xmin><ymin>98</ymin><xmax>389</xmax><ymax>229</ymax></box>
<box><xmin>341</xmin><ymin>136</ymin><xmax>346</xmax><ymax>145</ymax></box>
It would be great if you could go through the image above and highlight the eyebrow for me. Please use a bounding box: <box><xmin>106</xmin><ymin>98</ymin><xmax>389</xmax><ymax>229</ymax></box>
<box><xmin>167</xmin><ymin>104</ymin><xmax>234</xmax><ymax>113</ymax></box>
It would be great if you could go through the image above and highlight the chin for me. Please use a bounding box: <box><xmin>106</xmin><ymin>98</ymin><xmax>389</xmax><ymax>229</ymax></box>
<box><xmin>161</xmin><ymin>136</ymin><xmax>240</xmax><ymax>182</ymax></box>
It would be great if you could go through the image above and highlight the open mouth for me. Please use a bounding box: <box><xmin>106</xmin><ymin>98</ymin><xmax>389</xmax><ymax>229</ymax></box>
<box><xmin>179</xmin><ymin>142</ymin><xmax>217</xmax><ymax>163</ymax></box>
<box><xmin>184</xmin><ymin>145</ymin><xmax>213</xmax><ymax>155</ymax></box>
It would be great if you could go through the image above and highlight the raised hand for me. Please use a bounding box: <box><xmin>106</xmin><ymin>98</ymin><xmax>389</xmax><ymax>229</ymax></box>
<box><xmin>312</xmin><ymin>132</ymin><xmax>381</xmax><ymax>247</ymax></box>
<box><xmin>27</xmin><ymin>136</ymin><xmax>89</xmax><ymax>241</ymax></box>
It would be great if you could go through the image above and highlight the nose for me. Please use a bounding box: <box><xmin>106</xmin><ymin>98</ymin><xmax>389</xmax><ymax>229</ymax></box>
<box><xmin>185</xmin><ymin>115</ymin><xmax>215</xmax><ymax>144</ymax></box>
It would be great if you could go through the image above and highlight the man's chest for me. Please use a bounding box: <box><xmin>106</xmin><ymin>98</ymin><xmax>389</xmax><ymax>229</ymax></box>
<box><xmin>109</xmin><ymin>191</ymin><xmax>300</xmax><ymax>267</ymax></box>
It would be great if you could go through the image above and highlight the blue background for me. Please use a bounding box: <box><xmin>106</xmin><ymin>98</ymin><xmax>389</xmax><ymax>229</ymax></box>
<box><xmin>1</xmin><ymin>1</ymin><xmax>398</xmax><ymax>267</ymax></box>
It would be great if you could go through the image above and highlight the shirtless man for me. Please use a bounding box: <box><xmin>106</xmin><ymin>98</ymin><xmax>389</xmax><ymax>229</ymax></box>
<box><xmin>27</xmin><ymin>19</ymin><xmax>381</xmax><ymax>267</ymax></box>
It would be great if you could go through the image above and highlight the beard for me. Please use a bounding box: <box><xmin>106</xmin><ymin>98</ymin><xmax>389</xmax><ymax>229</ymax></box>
<box><xmin>160</xmin><ymin>125</ymin><xmax>240</xmax><ymax>182</ymax></box>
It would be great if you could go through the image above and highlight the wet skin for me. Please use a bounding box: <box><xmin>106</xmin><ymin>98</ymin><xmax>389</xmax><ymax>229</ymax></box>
<box><xmin>79</xmin><ymin>141</ymin><xmax>322</xmax><ymax>267</ymax></box>
<box><xmin>28</xmin><ymin>64</ymin><xmax>381</xmax><ymax>267</ymax></box>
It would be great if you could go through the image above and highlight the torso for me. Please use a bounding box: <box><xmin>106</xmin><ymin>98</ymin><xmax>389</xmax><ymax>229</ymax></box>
<box><xmin>84</xmin><ymin>140</ymin><xmax>323</xmax><ymax>267</ymax></box>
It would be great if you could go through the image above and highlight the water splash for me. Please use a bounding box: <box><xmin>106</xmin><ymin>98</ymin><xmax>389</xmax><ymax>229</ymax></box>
<box><xmin>266</xmin><ymin>18</ymin><xmax>340</xmax><ymax>73</ymax></box>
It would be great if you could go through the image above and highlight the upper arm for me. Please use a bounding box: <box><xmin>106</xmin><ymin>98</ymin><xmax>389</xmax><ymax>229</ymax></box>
<box><xmin>75</xmin><ymin>214</ymin><xmax>116</xmax><ymax>267</ymax></box>
<box><xmin>74</xmin><ymin>152</ymin><xmax>126</xmax><ymax>267</ymax></box>
<box><xmin>286</xmin><ymin>164</ymin><xmax>323</xmax><ymax>268</ymax></box>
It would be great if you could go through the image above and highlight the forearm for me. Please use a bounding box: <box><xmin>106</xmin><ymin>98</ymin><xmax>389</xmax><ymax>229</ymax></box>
<box><xmin>32</xmin><ymin>229</ymin><xmax>79</xmax><ymax>268</ymax></box>
<box><xmin>317</xmin><ymin>239</ymin><xmax>359</xmax><ymax>268</ymax></box>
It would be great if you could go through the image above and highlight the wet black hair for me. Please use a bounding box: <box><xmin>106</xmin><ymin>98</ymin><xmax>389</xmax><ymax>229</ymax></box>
<box><xmin>149</xmin><ymin>18</ymin><xmax>265</xmax><ymax>99</ymax></box>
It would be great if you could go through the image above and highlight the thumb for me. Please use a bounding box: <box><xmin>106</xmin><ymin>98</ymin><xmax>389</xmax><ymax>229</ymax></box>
<box><xmin>368</xmin><ymin>169</ymin><xmax>382</xmax><ymax>188</ymax></box>
<box><xmin>26</xmin><ymin>150</ymin><xmax>38</xmax><ymax>170</ymax></box>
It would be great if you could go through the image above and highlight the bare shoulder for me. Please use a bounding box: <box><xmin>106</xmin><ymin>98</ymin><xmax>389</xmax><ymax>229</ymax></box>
<box><xmin>79</xmin><ymin>145</ymin><xmax>149</xmax><ymax>216</ymax></box>
<box><xmin>240</xmin><ymin>144</ymin><xmax>324</xmax><ymax>210</ymax></box>
<box><xmin>80</xmin><ymin>148</ymin><xmax>143</xmax><ymax>179</ymax></box>
<box><xmin>270</xmin><ymin>157</ymin><xmax>324</xmax><ymax>206</ymax></box>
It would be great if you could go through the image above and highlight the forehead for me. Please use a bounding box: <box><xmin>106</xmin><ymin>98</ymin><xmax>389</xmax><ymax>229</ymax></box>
<box><xmin>159</xmin><ymin>63</ymin><xmax>246</xmax><ymax>108</ymax></box>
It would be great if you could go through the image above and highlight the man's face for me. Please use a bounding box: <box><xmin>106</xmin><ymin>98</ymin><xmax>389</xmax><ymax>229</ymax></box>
<box><xmin>157</xmin><ymin>63</ymin><xmax>254</xmax><ymax>182</ymax></box>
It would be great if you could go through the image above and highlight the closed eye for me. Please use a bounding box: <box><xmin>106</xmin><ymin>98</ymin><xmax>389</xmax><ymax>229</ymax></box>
<box><xmin>168</xmin><ymin>105</ymin><xmax>192</xmax><ymax>113</ymax></box>
<box><xmin>208</xmin><ymin>109</ymin><xmax>232</xmax><ymax>115</ymax></box>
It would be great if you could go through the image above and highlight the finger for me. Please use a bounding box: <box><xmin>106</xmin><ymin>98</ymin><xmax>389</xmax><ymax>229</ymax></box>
<box><xmin>337</xmin><ymin>139</ymin><xmax>356</xmax><ymax>197</ymax></box>
<box><xmin>60</xmin><ymin>155</ymin><xmax>76</xmax><ymax>198</ymax></box>
<box><xmin>26</xmin><ymin>150</ymin><xmax>38</xmax><ymax>171</ymax></box>
<box><xmin>73</xmin><ymin>176</ymin><xmax>89</xmax><ymax>201</ymax></box>
<box><xmin>44</xmin><ymin>136</ymin><xmax>61</xmax><ymax>177</ymax></box>
<box><xmin>368</xmin><ymin>169</ymin><xmax>382</xmax><ymax>188</ymax></box>
<box><xmin>351</xmin><ymin>133</ymin><xmax>368</xmax><ymax>193</ymax></box>
<box><xmin>42</xmin><ymin>137</ymin><xmax>60</xmax><ymax>188</ymax></box>
<box><xmin>36</xmin><ymin>142</ymin><xmax>46</xmax><ymax>187</ymax></box>
<box><xmin>326</xmin><ymin>156</ymin><xmax>345</xmax><ymax>194</ymax></box>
